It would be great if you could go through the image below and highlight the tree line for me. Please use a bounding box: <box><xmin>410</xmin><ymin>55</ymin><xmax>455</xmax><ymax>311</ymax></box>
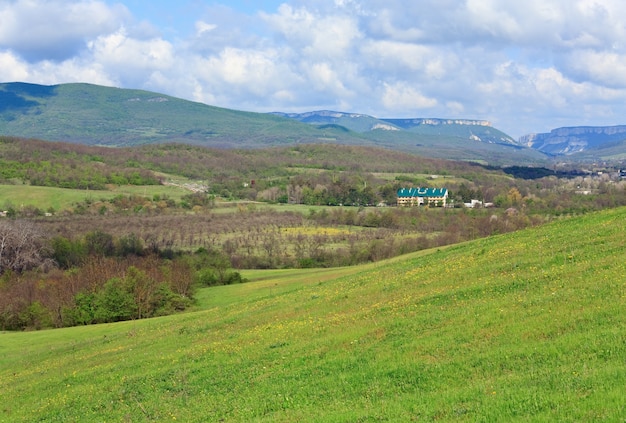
<box><xmin>0</xmin><ymin>221</ymin><xmax>243</xmax><ymax>331</ymax></box>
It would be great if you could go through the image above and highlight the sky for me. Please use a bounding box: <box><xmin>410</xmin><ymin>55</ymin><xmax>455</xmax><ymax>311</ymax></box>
<box><xmin>1</xmin><ymin>0</ymin><xmax>626</xmax><ymax>139</ymax></box>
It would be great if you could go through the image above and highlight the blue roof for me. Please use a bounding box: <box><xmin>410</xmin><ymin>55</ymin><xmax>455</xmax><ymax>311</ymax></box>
<box><xmin>397</xmin><ymin>187</ymin><xmax>448</xmax><ymax>198</ymax></box>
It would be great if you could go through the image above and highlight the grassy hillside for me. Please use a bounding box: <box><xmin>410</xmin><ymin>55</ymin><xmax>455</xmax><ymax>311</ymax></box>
<box><xmin>1</xmin><ymin>207</ymin><xmax>625</xmax><ymax>421</ymax></box>
<box><xmin>0</xmin><ymin>82</ymin><xmax>352</xmax><ymax>147</ymax></box>
<box><xmin>0</xmin><ymin>82</ymin><xmax>547</xmax><ymax>165</ymax></box>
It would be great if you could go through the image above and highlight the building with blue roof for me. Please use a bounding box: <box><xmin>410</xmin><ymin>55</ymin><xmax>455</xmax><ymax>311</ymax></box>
<box><xmin>397</xmin><ymin>187</ymin><xmax>448</xmax><ymax>207</ymax></box>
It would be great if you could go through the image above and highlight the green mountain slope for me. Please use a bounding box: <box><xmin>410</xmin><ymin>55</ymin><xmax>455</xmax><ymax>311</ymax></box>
<box><xmin>1</xmin><ymin>207</ymin><xmax>625</xmax><ymax>421</ymax></box>
<box><xmin>0</xmin><ymin>82</ymin><xmax>547</xmax><ymax>165</ymax></box>
<box><xmin>0</xmin><ymin>82</ymin><xmax>353</xmax><ymax>147</ymax></box>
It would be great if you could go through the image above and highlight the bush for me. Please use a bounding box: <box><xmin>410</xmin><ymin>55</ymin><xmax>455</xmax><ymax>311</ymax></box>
<box><xmin>18</xmin><ymin>301</ymin><xmax>53</xmax><ymax>330</ymax></box>
<box><xmin>116</xmin><ymin>233</ymin><xmax>144</xmax><ymax>257</ymax></box>
<box><xmin>94</xmin><ymin>277</ymin><xmax>137</xmax><ymax>323</ymax></box>
<box><xmin>50</xmin><ymin>236</ymin><xmax>86</xmax><ymax>269</ymax></box>
<box><xmin>84</xmin><ymin>230</ymin><xmax>115</xmax><ymax>257</ymax></box>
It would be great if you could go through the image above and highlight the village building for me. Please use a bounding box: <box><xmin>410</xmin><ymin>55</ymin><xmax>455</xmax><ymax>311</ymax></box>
<box><xmin>397</xmin><ymin>187</ymin><xmax>448</xmax><ymax>207</ymax></box>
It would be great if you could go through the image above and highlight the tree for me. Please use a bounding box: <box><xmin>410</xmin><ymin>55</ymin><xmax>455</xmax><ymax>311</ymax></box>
<box><xmin>94</xmin><ymin>277</ymin><xmax>137</xmax><ymax>323</ymax></box>
<box><xmin>84</xmin><ymin>230</ymin><xmax>115</xmax><ymax>257</ymax></box>
<box><xmin>50</xmin><ymin>236</ymin><xmax>86</xmax><ymax>269</ymax></box>
<box><xmin>507</xmin><ymin>187</ymin><xmax>523</xmax><ymax>206</ymax></box>
<box><xmin>0</xmin><ymin>220</ymin><xmax>49</xmax><ymax>274</ymax></box>
<box><xmin>116</xmin><ymin>233</ymin><xmax>144</xmax><ymax>257</ymax></box>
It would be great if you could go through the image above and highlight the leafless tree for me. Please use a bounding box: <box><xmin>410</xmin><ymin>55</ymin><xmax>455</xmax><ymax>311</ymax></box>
<box><xmin>0</xmin><ymin>220</ymin><xmax>49</xmax><ymax>274</ymax></box>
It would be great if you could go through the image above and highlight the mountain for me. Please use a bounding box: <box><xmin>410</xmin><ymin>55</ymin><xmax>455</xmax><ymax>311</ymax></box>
<box><xmin>272</xmin><ymin>111</ymin><xmax>517</xmax><ymax>145</ymax></box>
<box><xmin>0</xmin><ymin>82</ymin><xmax>345</xmax><ymax>148</ymax></box>
<box><xmin>519</xmin><ymin>125</ymin><xmax>626</xmax><ymax>159</ymax></box>
<box><xmin>0</xmin><ymin>82</ymin><xmax>546</xmax><ymax>165</ymax></box>
<box><xmin>272</xmin><ymin>110</ymin><xmax>548</xmax><ymax>165</ymax></box>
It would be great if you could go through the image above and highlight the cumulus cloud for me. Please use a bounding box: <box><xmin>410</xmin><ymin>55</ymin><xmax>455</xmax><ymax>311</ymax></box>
<box><xmin>0</xmin><ymin>50</ymin><xmax>29</xmax><ymax>81</ymax></box>
<box><xmin>0</xmin><ymin>0</ymin><xmax>129</xmax><ymax>61</ymax></box>
<box><xmin>382</xmin><ymin>82</ymin><xmax>438</xmax><ymax>110</ymax></box>
<box><xmin>2</xmin><ymin>0</ymin><xmax>626</xmax><ymax>137</ymax></box>
<box><xmin>87</xmin><ymin>28</ymin><xmax>175</xmax><ymax>86</ymax></box>
<box><xmin>262</xmin><ymin>4</ymin><xmax>362</xmax><ymax>59</ymax></box>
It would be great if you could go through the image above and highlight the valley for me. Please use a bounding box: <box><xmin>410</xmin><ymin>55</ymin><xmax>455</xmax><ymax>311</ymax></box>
<box><xmin>1</xmin><ymin>82</ymin><xmax>626</xmax><ymax>421</ymax></box>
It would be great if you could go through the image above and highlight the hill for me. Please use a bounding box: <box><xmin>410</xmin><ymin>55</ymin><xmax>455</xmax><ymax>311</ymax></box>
<box><xmin>1</xmin><ymin>206</ymin><xmax>624</xmax><ymax>421</ymax></box>
<box><xmin>0</xmin><ymin>82</ymin><xmax>343</xmax><ymax>148</ymax></box>
<box><xmin>520</xmin><ymin>125</ymin><xmax>626</xmax><ymax>160</ymax></box>
<box><xmin>0</xmin><ymin>82</ymin><xmax>547</xmax><ymax>165</ymax></box>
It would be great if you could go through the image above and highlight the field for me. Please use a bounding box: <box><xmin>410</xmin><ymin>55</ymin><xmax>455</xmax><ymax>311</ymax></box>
<box><xmin>0</xmin><ymin>183</ymin><xmax>191</xmax><ymax>212</ymax></box>
<box><xmin>1</xmin><ymin>207</ymin><xmax>625</xmax><ymax>421</ymax></box>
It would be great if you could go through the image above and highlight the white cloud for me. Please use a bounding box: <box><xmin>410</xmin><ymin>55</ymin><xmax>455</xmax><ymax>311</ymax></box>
<box><xmin>195</xmin><ymin>21</ymin><xmax>217</xmax><ymax>35</ymax></box>
<box><xmin>87</xmin><ymin>28</ymin><xmax>175</xmax><ymax>87</ymax></box>
<box><xmin>4</xmin><ymin>0</ymin><xmax>626</xmax><ymax>138</ymax></box>
<box><xmin>262</xmin><ymin>4</ymin><xmax>362</xmax><ymax>59</ymax></box>
<box><xmin>382</xmin><ymin>82</ymin><xmax>438</xmax><ymax>111</ymax></box>
<box><xmin>0</xmin><ymin>0</ymin><xmax>129</xmax><ymax>61</ymax></box>
<box><xmin>562</xmin><ymin>50</ymin><xmax>626</xmax><ymax>88</ymax></box>
<box><xmin>89</xmin><ymin>29</ymin><xmax>174</xmax><ymax>69</ymax></box>
<box><xmin>306</xmin><ymin>62</ymin><xmax>352</xmax><ymax>97</ymax></box>
<box><xmin>202</xmin><ymin>47</ymin><xmax>282</xmax><ymax>89</ymax></box>
<box><xmin>0</xmin><ymin>50</ymin><xmax>29</xmax><ymax>81</ymax></box>
<box><xmin>361</xmin><ymin>40</ymin><xmax>454</xmax><ymax>79</ymax></box>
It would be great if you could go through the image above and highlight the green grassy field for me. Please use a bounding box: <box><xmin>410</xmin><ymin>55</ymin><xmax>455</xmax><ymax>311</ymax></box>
<box><xmin>1</xmin><ymin>208</ymin><xmax>625</xmax><ymax>422</ymax></box>
<box><xmin>0</xmin><ymin>183</ymin><xmax>193</xmax><ymax>211</ymax></box>
<box><xmin>0</xmin><ymin>182</ymin><xmax>374</xmax><ymax>217</ymax></box>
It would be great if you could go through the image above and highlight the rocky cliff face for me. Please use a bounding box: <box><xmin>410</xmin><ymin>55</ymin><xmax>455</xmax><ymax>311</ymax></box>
<box><xmin>520</xmin><ymin>125</ymin><xmax>626</xmax><ymax>155</ymax></box>
<box><xmin>382</xmin><ymin>118</ymin><xmax>492</xmax><ymax>127</ymax></box>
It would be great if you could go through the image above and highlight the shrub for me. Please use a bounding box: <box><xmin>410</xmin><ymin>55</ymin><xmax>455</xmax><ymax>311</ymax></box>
<box><xmin>94</xmin><ymin>277</ymin><xmax>137</xmax><ymax>323</ymax></box>
<box><xmin>84</xmin><ymin>230</ymin><xmax>115</xmax><ymax>257</ymax></box>
<box><xmin>116</xmin><ymin>233</ymin><xmax>144</xmax><ymax>257</ymax></box>
<box><xmin>50</xmin><ymin>236</ymin><xmax>86</xmax><ymax>269</ymax></box>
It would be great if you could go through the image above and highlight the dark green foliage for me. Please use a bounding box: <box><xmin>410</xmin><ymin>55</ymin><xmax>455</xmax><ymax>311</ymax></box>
<box><xmin>190</xmin><ymin>248</ymin><xmax>244</xmax><ymax>286</ymax></box>
<box><xmin>50</xmin><ymin>236</ymin><xmax>86</xmax><ymax>268</ymax></box>
<box><xmin>93</xmin><ymin>277</ymin><xmax>137</xmax><ymax>323</ymax></box>
<box><xmin>181</xmin><ymin>192</ymin><xmax>215</xmax><ymax>208</ymax></box>
<box><xmin>453</xmin><ymin>183</ymin><xmax>482</xmax><ymax>202</ymax></box>
<box><xmin>1</xmin><ymin>229</ymin><xmax>197</xmax><ymax>329</ymax></box>
<box><xmin>64</xmin><ymin>269</ymin><xmax>178</xmax><ymax>325</ymax></box>
<box><xmin>56</xmin><ymin>265</ymin><xmax>193</xmax><ymax>327</ymax></box>
<box><xmin>84</xmin><ymin>230</ymin><xmax>115</xmax><ymax>257</ymax></box>
<box><xmin>63</xmin><ymin>293</ymin><xmax>97</xmax><ymax>326</ymax></box>
<box><xmin>17</xmin><ymin>301</ymin><xmax>53</xmax><ymax>330</ymax></box>
<box><xmin>116</xmin><ymin>233</ymin><xmax>144</xmax><ymax>257</ymax></box>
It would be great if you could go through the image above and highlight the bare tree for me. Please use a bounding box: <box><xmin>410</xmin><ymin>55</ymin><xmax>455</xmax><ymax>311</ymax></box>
<box><xmin>0</xmin><ymin>220</ymin><xmax>49</xmax><ymax>274</ymax></box>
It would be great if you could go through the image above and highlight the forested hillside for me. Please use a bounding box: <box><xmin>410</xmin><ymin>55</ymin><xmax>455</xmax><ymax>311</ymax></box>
<box><xmin>0</xmin><ymin>82</ymin><xmax>547</xmax><ymax>165</ymax></box>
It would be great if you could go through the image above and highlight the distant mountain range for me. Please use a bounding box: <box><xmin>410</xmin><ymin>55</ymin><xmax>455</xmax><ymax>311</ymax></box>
<box><xmin>519</xmin><ymin>126</ymin><xmax>626</xmax><ymax>160</ymax></box>
<box><xmin>271</xmin><ymin>111</ymin><xmax>515</xmax><ymax>143</ymax></box>
<box><xmin>1</xmin><ymin>81</ymin><xmax>625</xmax><ymax>164</ymax></box>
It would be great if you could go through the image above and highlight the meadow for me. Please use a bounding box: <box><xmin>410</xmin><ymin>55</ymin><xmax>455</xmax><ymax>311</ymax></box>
<box><xmin>1</xmin><ymin>207</ymin><xmax>625</xmax><ymax>422</ymax></box>
<box><xmin>0</xmin><ymin>183</ymin><xmax>191</xmax><ymax>212</ymax></box>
